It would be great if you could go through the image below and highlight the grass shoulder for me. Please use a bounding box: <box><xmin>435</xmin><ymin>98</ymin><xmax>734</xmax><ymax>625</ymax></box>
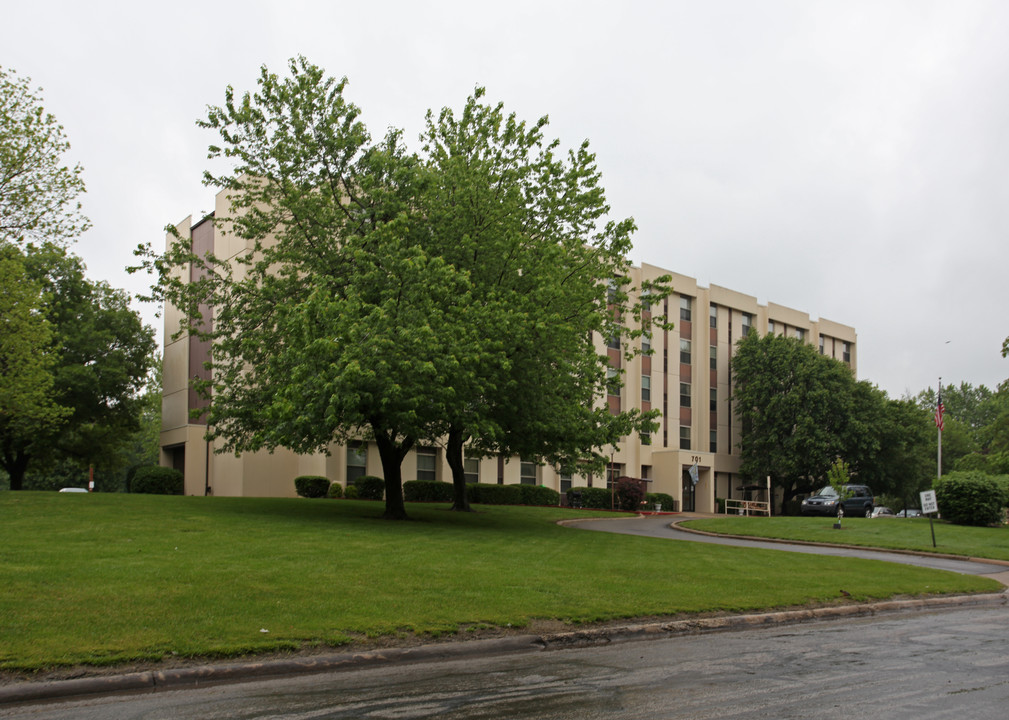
<box><xmin>0</xmin><ymin>493</ymin><xmax>1000</xmax><ymax>676</ymax></box>
<box><xmin>682</xmin><ymin>515</ymin><xmax>1009</xmax><ymax>561</ymax></box>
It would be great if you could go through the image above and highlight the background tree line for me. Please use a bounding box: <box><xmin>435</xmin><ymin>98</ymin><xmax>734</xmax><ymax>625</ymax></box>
<box><xmin>1</xmin><ymin>66</ymin><xmax>156</xmax><ymax>492</ymax></box>
<box><xmin>732</xmin><ymin>330</ymin><xmax>1009</xmax><ymax>514</ymax></box>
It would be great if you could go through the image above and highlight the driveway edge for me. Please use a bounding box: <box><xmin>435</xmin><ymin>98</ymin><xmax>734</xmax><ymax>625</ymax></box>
<box><xmin>671</xmin><ymin>518</ymin><xmax>1009</xmax><ymax>567</ymax></box>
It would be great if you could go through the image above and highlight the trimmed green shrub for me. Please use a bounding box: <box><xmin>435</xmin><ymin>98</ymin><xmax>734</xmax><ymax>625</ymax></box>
<box><xmin>518</xmin><ymin>484</ymin><xmax>560</xmax><ymax>506</ymax></box>
<box><xmin>404</xmin><ymin>480</ymin><xmax>454</xmax><ymax>503</ymax></box>
<box><xmin>934</xmin><ymin>471</ymin><xmax>1004</xmax><ymax>526</ymax></box>
<box><xmin>648</xmin><ymin>492</ymin><xmax>676</xmax><ymax>511</ymax></box>
<box><xmin>294</xmin><ymin>475</ymin><xmax>330</xmax><ymax>499</ymax></box>
<box><xmin>993</xmin><ymin>475</ymin><xmax>1009</xmax><ymax>510</ymax></box>
<box><xmin>468</xmin><ymin>483</ymin><xmax>522</xmax><ymax>506</ymax></box>
<box><xmin>327</xmin><ymin>482</ymin><xmax>344</xmax><ymax>499</ymax></box>
<box><xmin>615</xmin><ymin>477</ymin><xmax>645</xmax><ymax>512</ymax></box>
<box><xmin>353</xmin><ymin>475</ymin><xmax>384</xmax><ymax>501</ymax></box>
<box><xmin>344</xmin><ymin>485</ymin><xmax>359</xmax><ymax>499</ymax></box>
<box><xmin>131</xmin><ymin>466</ymin><xmax>184</xmax><ymax>495</ymax></box>
<box><xmin>569</xmin><ymin>486</ymin><xmax>613</xmax><ymax>510</ymax></box>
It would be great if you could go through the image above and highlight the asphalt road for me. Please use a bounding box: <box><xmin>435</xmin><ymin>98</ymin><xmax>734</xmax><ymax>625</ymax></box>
<box><xmin>6</xmin><ymin>604</ymin><xmax>1009</xmax><ymax>720</ymax></box>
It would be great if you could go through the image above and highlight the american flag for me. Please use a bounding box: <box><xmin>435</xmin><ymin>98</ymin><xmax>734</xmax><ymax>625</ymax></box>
<box><xmin>935</xmin><ymin>387</ymin><xmax>945</xmax><ymax>432</ymax></box>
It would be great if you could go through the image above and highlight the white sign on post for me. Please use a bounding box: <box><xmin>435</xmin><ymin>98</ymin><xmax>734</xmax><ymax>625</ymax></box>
<box><xmin>920</xmin><ymin>489</ymin><xmax>938</xmax><ymax>515</ymax></box>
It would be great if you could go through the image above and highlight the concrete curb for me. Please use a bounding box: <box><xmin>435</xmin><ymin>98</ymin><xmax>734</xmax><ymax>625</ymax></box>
<box><xmin>0</xmin><ymin>635</ymin><xmax>545</xmax><ymax>706</ymax></box>
<box><xmin>3</xmin><ymin>592</ymin><xmax>1006</xmax><ymax>707</ymax></box>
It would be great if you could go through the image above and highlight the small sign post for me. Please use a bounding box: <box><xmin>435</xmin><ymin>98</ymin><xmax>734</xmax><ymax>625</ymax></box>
<box><xmin>920</xmin><ymin>489</ymin><xmax>938</xmax><ymax>548</ymax></box>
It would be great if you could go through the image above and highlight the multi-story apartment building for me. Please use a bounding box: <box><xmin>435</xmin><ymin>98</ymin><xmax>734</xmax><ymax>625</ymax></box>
<box><xmin>160</xmin><ymin>192</ymin><xmax>857</xmax><ymax>511</ymax></box>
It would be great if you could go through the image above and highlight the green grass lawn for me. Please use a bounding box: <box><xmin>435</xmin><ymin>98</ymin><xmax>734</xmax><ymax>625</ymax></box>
<box><xmin>683</xmin><ymin>515</ymin><xmax>1009</xmax><ymax>560</ymax></box>
<box><xmin>0</xmin><ymin>493</ymin><xmax>1000</xmax><ymax>672</ymax></box>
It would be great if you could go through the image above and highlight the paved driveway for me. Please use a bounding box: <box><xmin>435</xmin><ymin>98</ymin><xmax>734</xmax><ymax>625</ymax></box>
<box><xmin>569</xmin><ymin>513</ymin><xmax>1009</xmax><ymax>586</ymax></box>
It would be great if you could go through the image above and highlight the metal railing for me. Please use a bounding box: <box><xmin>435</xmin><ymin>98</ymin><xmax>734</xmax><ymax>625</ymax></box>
<box><xmin>725</xmin><ymin>498</ymin><xmax>770</xmax><ymax>517</ymax></box>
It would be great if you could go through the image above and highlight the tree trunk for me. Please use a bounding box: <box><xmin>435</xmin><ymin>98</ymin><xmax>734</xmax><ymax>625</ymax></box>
<box><xmin>372</xmin><ymin>426</ymin><xmax>412</xmax><ymax>521</ymax></box>
<box><xmin>446</xmin><ymin>426</ymin><xmax>472</xmax><ymax>512</ymax></box>
<box><xmin>1</xmin><ymin>448</ymin><xmax>29</xmax><ymax>491</ymax></box>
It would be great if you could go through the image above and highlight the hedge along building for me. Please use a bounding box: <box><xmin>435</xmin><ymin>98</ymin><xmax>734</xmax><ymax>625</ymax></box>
<box><xmin>160</xmin><ymin>189</ymin><xmax>857</xmax><ymax>509</ymax></box>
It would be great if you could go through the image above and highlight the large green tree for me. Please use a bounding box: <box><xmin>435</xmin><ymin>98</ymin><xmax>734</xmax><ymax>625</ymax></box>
<box><xmin>731</xmin><ymin>332</ymin><xmax>865</xmax><ymax>513</ymax></box>
<box><xmin>418</xmin><ymin>90</ymin><xmax>670</xmax><ymax>511</ymax></box>
<box><xmin>0</xmin><ymin>67</ymin><xmax>89</xmax><ymax>247</ymax></box>
<box><xmin>140</xmin><ymin>59</ymin><xmax>480</xmax><ymax>519</ymax></box>
<box><xmin>0</xmin><ymin>246</ymin><xmax>70</xmax><ymax>488</ymax></box>
<box><xmin>1</xmin><ymin>243</ymin><xmax>155</xmax><ymax>490</ymax></box>
<box><xmin>138</xmin><ymin>58</ymin><xmax>657</xmax><ymax>518</ymax></box>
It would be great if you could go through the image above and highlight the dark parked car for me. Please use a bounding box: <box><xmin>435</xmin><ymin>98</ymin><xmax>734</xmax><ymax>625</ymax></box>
<box><xmin>800</xmin><ymin>484</ymin><xmax>874</xmax><ymax>518</ymax></box>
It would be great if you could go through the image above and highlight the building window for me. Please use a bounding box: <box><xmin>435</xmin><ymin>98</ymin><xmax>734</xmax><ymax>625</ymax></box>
<box><xmin>680</xmin><ymin>382</ymin><xmax>691</xmax><ymax>408</ymax></box>
<box><xmin>709</xmin><ymin>304</ymin><xmax>717</xmax><ymax>328</ymax></box>
<box><xmin>560</xmin><ymin>473</ymin><xmax>572</xmax><ymax>493</ymax></box>
<box><xmin>742</xmin><ymin>313</ymin><xmax>753</xmax><ymax>336</ymax></box>
<box><xmin>641</xmin><ymin>290</ymin><xmax>651</xmax><ymax>312</ymax></box>
<box><xmin>680</xmin><ymin>339</ymin><xmax>691</xmax><ymax>365</ymax></box>
<box><xmin>607</xmin><ymin>277</ymin><xmax>619</xmax><ymax>303</ymax></box>
<box><xmin>795</xmin><ymin>328</ymin><xmax>805</xmax><ymax>341</ymax></box>
<box><xmin>607</xmin><ymin>367</ymin><xmax>620</xmax><ymax>396</ymax></box>
<box><xmin>641</xmin><ymin>430</ymin><xmax>652</xmax><ymax>445</ymax></box>
<box><xmin>768</xmin><ymin>319</ymin><xmax>775</xmax><ymax>334</ymax></box>
<box><xmin>819</xmin><ymin>336</ymin><xmax>825</xmax><ymax>355</ymax></box>
<box><xmin>347</xmin><ymin>442</ymin><xmax>367</xmax><ymax>484</ymax></box>
<box><xmin>642</xmin><ymin>375</ymin><xmax>651</xmax><ymax>402</ymax></box>
<box><xmin>606</xmin><ymin>463</ymin><xmax>624</xmax><ymax>488</ymax></box>
<box><xmin>607</xmin><ymin>332</ymin><xmax>620</xmax><ymax>350</ymax></box>
<box><xmin>679</xmin><ymin>426</ymin><xmax>691</xmax><ymax>450</ymax></box>
<box><xmin>464</xmin><ymin>456</ymin><xmax>479</xmax><ymax>484</ymax></box>
<box><xmin>710</xmin><ymin>345</ymin><xmax>717</xmax><ymax>370</ymax></box>
<box><xmin>416</xmin><ymin>447</ymin><xmax>437</xmax><ymax>481</ymax></box>
<box><xmin>642</xmin><ymin>333</ymin><xmax>651</xmax><ymax>353</ymax></box>
<box><xmin>680</xmin><ymin>296</ymin><xmax>692</xmax><ymax>322</ymax></box>
<box><xmin>710</xmin><ymin>388</ymin><xmax>717</xmax><ymax>412</ymax></box>
<box><xmin>710</xmin><ymin>430</ymin><xmax>717</xmax><ymax>453</ymax></box>
<box><xmin>520</xmin><ymin>460</ymin><xmax>537</xmax><ymax>485</ymax></box>
<box><xmin>843</xmin><ymin>342</ymin><xmax>851</xmax><ymax>363</ymax></box>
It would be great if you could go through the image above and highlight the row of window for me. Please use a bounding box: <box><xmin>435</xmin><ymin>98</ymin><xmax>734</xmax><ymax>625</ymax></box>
<box><xmin>349</xmin><ymin>429</ymin><xmax>722</xmax><ymax>485</ymax></box>
<box><xmin>348</xmin><ymin>444</ymin><xmax>535</xmax><ymax>485</ymax></box>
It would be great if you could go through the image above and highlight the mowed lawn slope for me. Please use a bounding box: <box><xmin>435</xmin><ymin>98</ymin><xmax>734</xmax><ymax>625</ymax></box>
<box><xmin>0</xmin><ymin>493</ymin><xmax>999</xmax><ymax>671</ymax></box>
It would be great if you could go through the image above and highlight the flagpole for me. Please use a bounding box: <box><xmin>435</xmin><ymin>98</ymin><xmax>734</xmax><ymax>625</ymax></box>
<box><xmin>936</xmin><ymin>378</ymin><xmax>942</xmax><ymax>480</ymax></box>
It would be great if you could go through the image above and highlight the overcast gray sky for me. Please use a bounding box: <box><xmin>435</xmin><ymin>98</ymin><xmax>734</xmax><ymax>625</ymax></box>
<box><xmin>5</xmin><ymin>0</ymin><xmax>1007</xmax><ymax>399</ymax></box>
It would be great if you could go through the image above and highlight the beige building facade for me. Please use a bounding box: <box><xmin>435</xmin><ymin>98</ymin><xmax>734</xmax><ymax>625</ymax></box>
<box><xmin>161</xmin><ymin>194</ymin><xmax>857</xmax><ymax>511</ymax></box>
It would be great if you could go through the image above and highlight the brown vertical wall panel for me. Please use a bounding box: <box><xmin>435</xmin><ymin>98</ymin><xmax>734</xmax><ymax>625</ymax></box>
<box><xmin>187</xmin><ymin>218</ymin><xmax>214</xmax><ymax>425</ymax></box>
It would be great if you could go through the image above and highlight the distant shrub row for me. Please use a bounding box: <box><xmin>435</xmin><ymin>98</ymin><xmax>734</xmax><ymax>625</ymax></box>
<box><xmin>402</xmin><ymin>481</ymin><xmax>561</xmax><ymax>506</ymax></box>
<box><xmin>567</xmin><ymin>486</ymin><xmax>675</xmax><ymax>512</ymax></box>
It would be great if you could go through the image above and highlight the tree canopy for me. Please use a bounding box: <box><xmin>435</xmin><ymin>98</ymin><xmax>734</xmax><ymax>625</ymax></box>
<box><xmin>730</xmin><ymin>331</ymin><xmax>934</xmax><ymax>512</ymax></box>
<box><xmin>0</xmin><ymin>246</ymin><xmax>70</xmax><ymax>487</ymax></box>
<box><xmin>417</xmin><ymin>88</ymin><xmax>670</xmax><ymax>510</ymax></box>
<box><xmin>918</xmin><ymin>381</ymin><xmax>1009</xmax><ymax>476</ymax></box>
<box><xmin>137</xmin><ymin>57</ymin><xmax>666</xmax><ymax>518</ymax></box>
<box><xmin>1</xmin><ymin>243</ymin><xmax>155</xmax><ymax>490</ymax></box>
<box><xmin>0</xmin><ymin>66</ymin><xmax>89</xmax><ymax>247</ymax></box>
